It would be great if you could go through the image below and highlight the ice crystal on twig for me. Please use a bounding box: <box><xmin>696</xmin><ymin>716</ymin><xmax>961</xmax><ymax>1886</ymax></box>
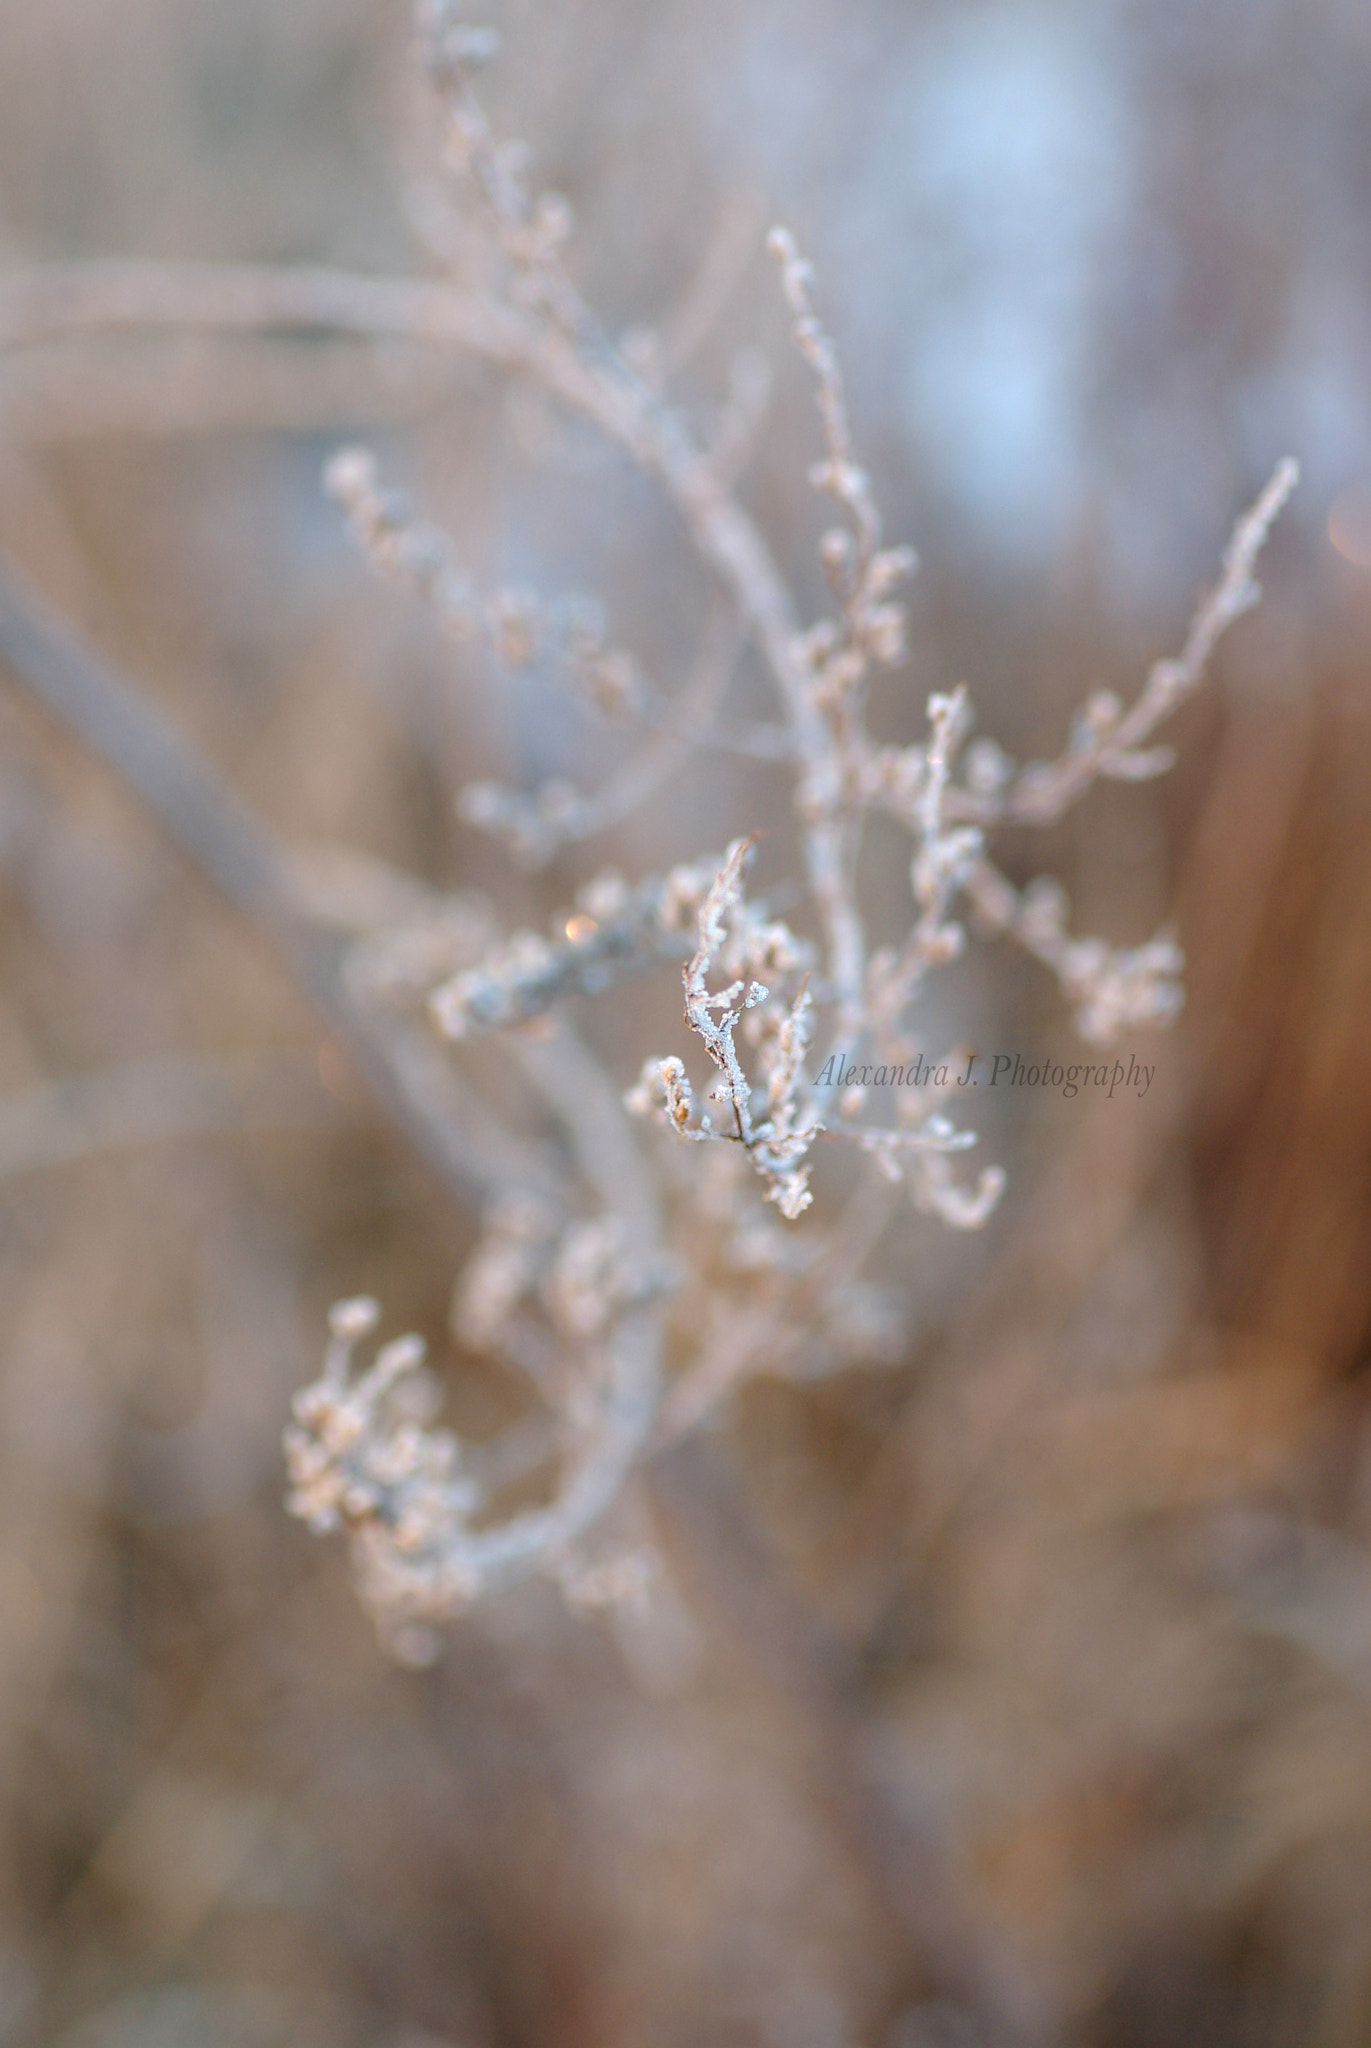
<box><xmin>629</xmin><ymin>838</ymin><xmax>821</xmax><ymax>1219</ymax></box>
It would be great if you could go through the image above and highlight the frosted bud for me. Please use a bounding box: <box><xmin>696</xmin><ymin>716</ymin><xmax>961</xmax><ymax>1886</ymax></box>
<box><xmin>323</xmin><ymin>446</ymin><xmax>376</xmax><ymax>504</ymax></box>
<box><xmin>965</xmin><ymin>738</ymin><xmax>1013</xmax><ymax>796</ymax></box>
<box><xmin>533</xmin><ymin>191</ymin><xmax>574</xmax><ymax>247</ymax></box>
<box><xmin>330</xmin><ymin>1297</ymin><xmax>381</xmax><ymax>1340</ymax></box>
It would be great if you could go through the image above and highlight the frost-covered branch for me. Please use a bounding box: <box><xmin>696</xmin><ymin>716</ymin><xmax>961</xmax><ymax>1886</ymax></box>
<box><xmin>941</xmin><ymin>458</ymin><xmax>1300</xmax><ymax>829</ymax></box>
<box><xmin>270</xmin><ymin>27</ymin><xmax>1295</xmax><ymax>1642</ymax></box>
<box><xmin>0</xmin><ymin>6</ymin><xmax>1288</xmax><ymax>1646</ymax></box>
<box><xmin>963</xmin><ymin>859</ymin><xmax>1186</xmax><ymax>1043</ymax></box>
<box><xmin>629</xmin><ymin>837</ymin><xmax>821</xmax><ymax>1220</ymax></box>
<box><xmin>326</xmin><ymin>445</ymin><xmax>643</xmax><ymax>719</ymax></box>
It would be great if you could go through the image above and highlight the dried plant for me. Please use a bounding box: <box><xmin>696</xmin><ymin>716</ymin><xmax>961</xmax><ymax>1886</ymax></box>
<box><xmin>9</xmin><ymin>2</ymin><xmax>1368</xmax><ymax>2041</ymax></box>
<box><xmin>265</xmin><ymin>7</ymin><xmax>1298</xmax><ymax>1659</ymax></box>
<box><xmin>0</xmin><ymin>0</ymin><xmax>1296</xmax><ymax>1667</ymax></box>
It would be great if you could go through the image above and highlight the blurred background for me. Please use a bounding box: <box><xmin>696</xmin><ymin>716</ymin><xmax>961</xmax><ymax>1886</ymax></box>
<box><xmin>1</xmin><ymin>0</ymin><xmax>1371</xmax><ymax>2043</ymax></box>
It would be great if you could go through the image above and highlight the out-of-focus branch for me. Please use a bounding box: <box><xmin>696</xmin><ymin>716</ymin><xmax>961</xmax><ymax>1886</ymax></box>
<box><xmin>0</xmin><ymin>261</ymin><xmax>525</xmax><ymax>359</ymax></box>
<box><xmin>0</xmin><ymin>335</ymin><xmax>458</xmax><ymax>441</ymax></box>
<box><xmin>0</xmin><ymin>258</ymin><xmax>867</xmax><ymax>1030</ymax></box>
<box><xmin>0</xmin><ymin>1052</ymin><xmax>332</xmax><ymax>1177</ymax></box>
<box><xmin>0</xmin><ymin>555</ymin><xmax>676</xmax><ymax>1618</ymax></box>
<box><xmin>943</xmin><ymin>457</ymin><xmax>1300</xmax><ymax>828</ymax></box>
<box><xmin>0</xmin><ymin>552</ymin><xmax>558</xmax><ymax>1210</ymax></box>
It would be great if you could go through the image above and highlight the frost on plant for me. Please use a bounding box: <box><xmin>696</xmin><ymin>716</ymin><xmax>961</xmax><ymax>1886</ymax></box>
<box><xmin>275</xmin><ymin>2</ymin><xmax>1299</xmax><ymax>1656</ymax></box>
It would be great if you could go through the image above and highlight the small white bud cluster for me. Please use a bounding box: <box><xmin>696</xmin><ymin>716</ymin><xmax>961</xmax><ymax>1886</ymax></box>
<box><xmin>1003</xmin><ymin>876</ymin><xmax>1185</xmax><ymax>1044</ymax></box>
<box><xmin>451</xmin><ymin>1194</ymin><xmax>559</xmax><ymax>1349</ymax></box>
<box><xmin>1065</xmin><ymin>933</ymin><xmax>1186</xmax><ymax>1044</ymax></box>
<box><xmin>285</xmin><ymin>1299</ymin><xmax>481</xmax><ymax>1660</ymax></box>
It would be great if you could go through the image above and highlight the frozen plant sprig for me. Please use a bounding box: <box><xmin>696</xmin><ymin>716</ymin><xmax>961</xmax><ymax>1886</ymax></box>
<box><xmin>768</xmin><ymin>225</ymin><xmax>918</xmax><ymax>704</ymax></box>
<box><xmin>629</xmin><ymin>836</ymin><xmax>822</xmax><ymax>1220</ymax></box>
<box><xmin>255</xmin><ymin>11</ymin><xmax>1303</xmax><ymax>1645</ymax></box>
<box><xmin>937</xmin><ymin>455</ymin><xmax>1301</xmax><ymax>830</ymax></box>
<box><xmin>961</xmin><ymin>863</ymin><xmax>1187</xmax><ymax>1043</ymax></box>
<box><xmin>0</xmin><ymin>3</ymin><xmax>1299</xmax><ymax>1654</ymax></box>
